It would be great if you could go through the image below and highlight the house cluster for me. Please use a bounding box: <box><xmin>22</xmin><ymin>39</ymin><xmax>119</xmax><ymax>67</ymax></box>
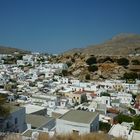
<box><xmin>0</xmin><ymin>53</ymin><xmax>140</xmax><ymax>140</ymax></box>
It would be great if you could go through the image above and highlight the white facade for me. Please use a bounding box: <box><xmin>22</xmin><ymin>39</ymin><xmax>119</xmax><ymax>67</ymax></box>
<box><xmin>108</xmin><ymin>123</ymin><xmax>131</xmax><ymax>139</ymax></box>
<box><xmin>56</xmin><ymin>110</ymin><xmax>99</xmax><ymax>135</ymax></box>
<box><xmin>116</xmin><ymin>93</ymin><xmax>132</xmax><ymax>104</ymax></box>
<box><xmin>56</xmin><ymin>119</ymin><xmax>90</xmax><ymax>134</ymax></box>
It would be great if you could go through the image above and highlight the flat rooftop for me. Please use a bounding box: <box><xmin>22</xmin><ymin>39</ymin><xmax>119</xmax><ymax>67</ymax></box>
<box><xmin>26</xmin><ymin>114</ymin><xmax>54</xmax><ymax>128</ymax></box>
<box><xmin>22</xmin><ymin>104</ymin><xmax>45</xmax><ymax>114</ymax></box>
<box><xmin>59</xmin><ymin>110</ymin><xmax>98</xmax><ymax>124</ymax></box>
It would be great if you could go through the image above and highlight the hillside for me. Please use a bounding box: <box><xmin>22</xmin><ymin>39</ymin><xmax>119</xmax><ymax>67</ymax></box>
<box><xmin>64</xmin><ymin>34</ymin><xmax>140</xmax><ymax>56</ymax></box>
<box><xmin>0</xmin><ymin>45</ymin><xmax>30</xmax><ymax>54</ymax></box>
<box><xmin>50</xmin><ymin>34</ymin><xmax>140</xmax><ymax>81</ymax></box>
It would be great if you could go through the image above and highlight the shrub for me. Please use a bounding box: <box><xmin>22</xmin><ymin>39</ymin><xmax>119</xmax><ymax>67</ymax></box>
<box><xmin>117</xmin><ymin>58</ymin><xmax>129</xmax><ymax>66</ymax></box>
<box><xmin>101</xmin><ymin>92</ymin><xmax>110</xmax><ymax>97</ymax></box>
<box><xmin>85</xmin><ymin>74</ymin><xmax>90</xmax><ymax>80</ymax></box>
<box><xmin>88</xmin><ymin>65</ymin><xmax>98</xmax><ymax>72</ymax></box>
<box><xmin>131</xmin><ymin>59</ymin><xmax>140</xmax><ymax>65</ymax></box>
<box><xmin>61</xmin><ymin>70</ymin><xmax>68</xmax><ymax>76</ymax></box>
<box><xmin>123</xmin><ymin>72</ymin><xmax>138</xmax><ymax>80</ymax></box>
<box><xmin>66</xmin><ymin>61</ymin><xmax>72</xmax><ymax>67</ymax></box>
<box><xmin>133</xmin><ymin>115</ymin><xmax>140</xmax><ymax>130</ymax></box>
<box><xmin>86</xmin><ymin>56</ymin><xmax>97</xmax><ymax>65</ymax></box>
<box><xmin>115</xmin><ymin>114</ymin><xmax>133</xmax><ymax>124</ymax></box>
<box><xmin>15</xmin><ymin>54</ymin><xmax>23</xmax><ymax>60</ymax></box>
<box><xmin>81</xmin><ymin>94</ymin><xmax>88</xmax><ymax>103</ymax></box>
<box><xmin>71</xmin><ymin>58</ymin><xmax>75</xmax><ymax>62</ymax></box>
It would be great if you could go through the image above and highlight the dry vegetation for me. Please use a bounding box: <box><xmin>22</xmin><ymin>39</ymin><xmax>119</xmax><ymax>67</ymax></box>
<box><xmin>1</xmin><ymin>133</ymin><xmax>126</xmax><ymax>140</ymax></box>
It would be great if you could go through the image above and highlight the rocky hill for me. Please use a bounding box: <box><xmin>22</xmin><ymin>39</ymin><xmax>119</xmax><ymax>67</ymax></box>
<box><xmin>64</xmin><ymin>34</ymin><xmax>140</xmax><ymax>56</ymax></box>
<box><xmin>50</xmin><ymin>34</ymin><xmax>140</xmax><ymax>81</ymax></box>
<box><xmin>0</xmin><ymin>45</ymin><xmax>30</xmax><ymax>54</ymax></box>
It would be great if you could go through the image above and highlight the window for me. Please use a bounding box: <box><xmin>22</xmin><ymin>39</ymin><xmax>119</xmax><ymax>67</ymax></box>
<box><xmin>96</xmin><ymin>125</ymin><xmax>98</xmax><ymax>131</ymax></box>
<box><xmin>6</xmin><ymin>122</ymin><xmax>10</xmax><ymax>129</ymax></box>
<box><xmin>15</xmin><ymin>118</ymin><xmax>18</xmax><ymax>124</ymax></box>
<box><xmin>73</xmin><ymin>130</ymin><xmax>79</xmax><ymax>135</ymax></box>
<box><xmin>106</xmin><ymin>100</ymin><xmax>108</xmax><ymax>104</ymax></box>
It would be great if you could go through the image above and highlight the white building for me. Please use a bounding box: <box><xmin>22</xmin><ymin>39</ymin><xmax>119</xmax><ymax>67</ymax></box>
<box><xmin>56</xmin><ymin>110</ymin><xmax>99</xmax><ymax>135</ymax></box>
<box><xmin>116</xmin><ymin>92</ymin><xmax>132</xmax><ymax>104</ymax></box>
<box><xmin>108</xmin><ymin>123</ymin><xmax>131</xmax><ymax>139</ymax></box>
<box><xmin>128</xmin><ymin>130</ymin><xmax>140</xmax><ymax>140</ymax></box>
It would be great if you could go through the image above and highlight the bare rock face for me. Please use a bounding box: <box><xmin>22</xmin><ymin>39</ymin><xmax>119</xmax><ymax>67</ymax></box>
<box><xmin>97</xmin><ymin>70</ymin><xmax>102</xmax><ymax>76</ymax></box>
<box><xmin>93</xmin><ymin>63</ymin><xmax>128</xmax><ymax>80</ymax></box>
<box><xmin>72</xmin><ymin>69</ymin><xmax>81</xmax><ymax>76</ymax></box>
<box><xmin>50</xmin><ymin>53</ymin><xmax>137</xmax><ymax>80</ymax></box>
<box><xmin>92</xmin><ymin>74</ymin><xmax>100</xmax><ymax>80</ymax></box>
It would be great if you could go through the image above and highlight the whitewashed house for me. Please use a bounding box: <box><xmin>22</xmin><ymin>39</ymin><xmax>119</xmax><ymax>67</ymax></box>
<box><xmin>100</xmin><ymin>96</ymin><xmax>111</xmax><ymax>107</ymax></box>
<box><xmin>17</xmin><ymin>60</ymin><xmax>25</xmax><ymax>66</ymax></box>
<box><xmin>56</xmin><ymin>110</ymin><xmax>99</xmax><ymax>135</ymax></box>
<box><xmin>23</xmin><ymin>55</ymin><xmax>33</xmax><ymax>62</ymax></box>
<box><xmin>116</xmin><ymin>92</ymin><xmax>132</xmax><ymax>104</ymax></box>
<box><xmin>94</xmin><ymin>96</ymin><xmax>111</xmax><ymax>107</ymax></box>
<box><xmin>108</xmin><ymin>123</ymin><xmax>133</xmax><ymax>139</ymax></box>
<box><xmin>59</xmin><ymin>98</ymin><xmax>68</xmax><ymax>108</ymax></box>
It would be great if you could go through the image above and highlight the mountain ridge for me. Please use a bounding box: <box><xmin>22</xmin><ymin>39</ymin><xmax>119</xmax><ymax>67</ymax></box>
<box><xmin>0</xmin><ymin>45</ymin><xmax>30</xmax><ymax>54</ymax></box>
<box><xmin>64</xmin><ymin>33</ymin><xmax>140</xmax><ymax>56</ymax></box>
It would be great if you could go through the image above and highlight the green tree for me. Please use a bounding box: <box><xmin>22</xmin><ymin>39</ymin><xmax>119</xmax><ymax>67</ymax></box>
<box><xmin>0</xmin><ymin>95</ymin><xmax>10</xmax><ymax>118</ymax></box>
<box><xmin>99</xmin><ymin>121</ymin><xmax>111</xmax><ymax>132</ymax></box>
<box><xmin>115</xmin><ymin>114</ymin><xmax>133</xmax><ymax>124</ymax></box>
<box><xmin>133</xmin><ymin>115</ymin><xmax>140</xmax><ymax>130</ymax></box>
<box><xmin>81</xmin><ymin>94</ymin><xmax>87</xmax><ymax>103</ymax></box>
<box><xmin>101</xmin><ymin>92</ymin><xmax>110</xmax><ymax>97</ymax></box>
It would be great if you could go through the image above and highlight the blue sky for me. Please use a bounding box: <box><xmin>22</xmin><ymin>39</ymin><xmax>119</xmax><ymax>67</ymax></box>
<box><xmin>0</xmin><ymin>0</ymin><xmax>140</xmax><ymax>54</ymax></box>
